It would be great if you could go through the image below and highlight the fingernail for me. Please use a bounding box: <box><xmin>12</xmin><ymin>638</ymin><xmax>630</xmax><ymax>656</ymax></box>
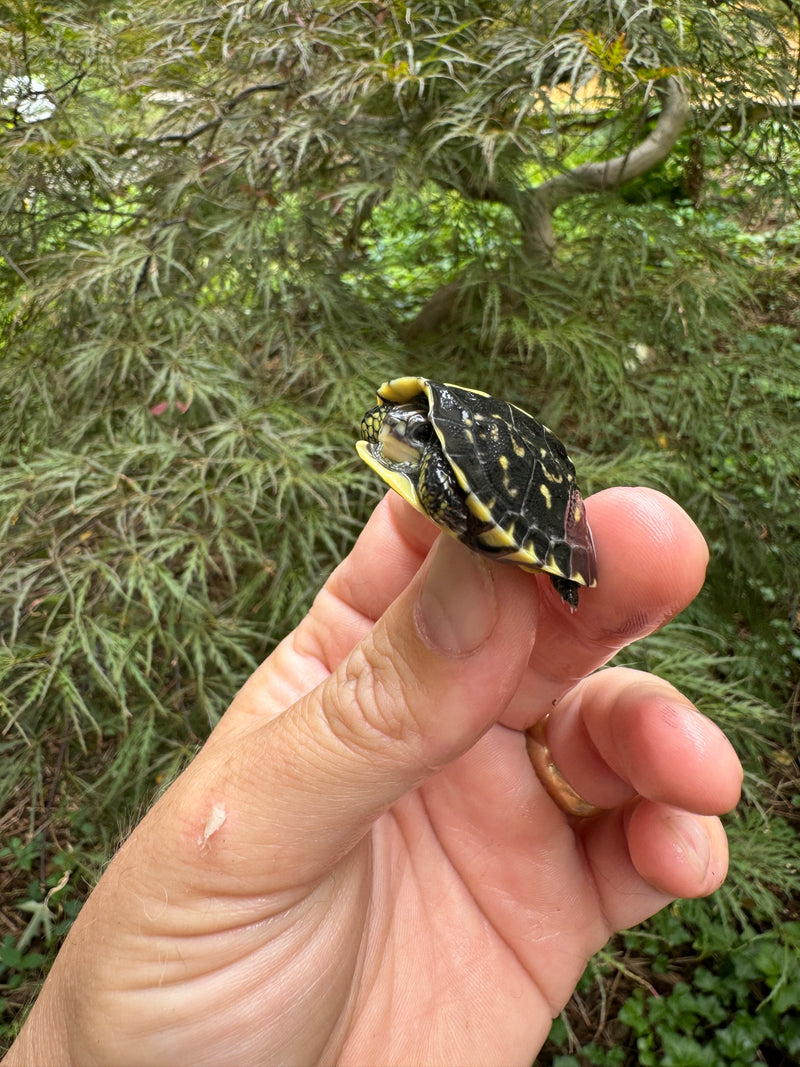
<box><xmin>417</xmin><ymin>536</ymin><xmax>497</xmax><ymax>655</ymax></box>
<box><xmin>664</xmin><ymin>811</ymin><xmax>711</xmax><ymax>880</ymax></box>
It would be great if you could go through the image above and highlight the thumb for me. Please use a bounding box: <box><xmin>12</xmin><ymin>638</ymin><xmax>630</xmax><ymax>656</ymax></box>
<box><xmin>177</xmin><ymin>535</ymin><xmax>538</xmax><ymax>890</ymax></box>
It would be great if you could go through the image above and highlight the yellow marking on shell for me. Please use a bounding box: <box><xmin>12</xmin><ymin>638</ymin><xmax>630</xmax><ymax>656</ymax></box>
<box><xmin>512</xmin><ymin>437</ymin><xmax>526</xmax><ymax>457</ymax></box>
<box><xmin>517</xmin><ymin>560</ymin><xmax>544</xmax><ymax>573</ymax></box>
<box><xmin>514</xmin><ymin>543</ymin><xmax>581</xmax><ymax>580</ymax></box>
<box><xmin>446</xmin><ymin>457</ymin><xmax>472</xmax><ymax>495</ymax></box>
<box><xmin>450</xmin><ymin>382</ymin><xmax>491</xmax><ymax>398</ymax></box>
<box><xmin>541</xmin><ymin>460</ymin><xmax>563</xmax><ymax>483</ymax></box>
<box><xmin>377</xmin><ymin>376</ymin><xmax>429</xmax><ymax>403</ymax></box>
<box><xmin>476</xmin><ymin>524</ymin><xmax>517</xmax><ymax>550</ymax></box>
<box><xmin>574</xmin><ymin>505</ymin><xmax>583</xmax><ymax>524</ymax></box>
<box><xmin>524</xmin><ymin>540</ymin><xmax>544</xmax><ymax>561</ymax></box>
<box><xmin>496</xmin><ymin>454</ymin><xmax>519</xmax><ymax>495</ymax></box>
<box><xmin>466</xmin><ymin>493</ymin><xmax>494</xmax><ymax>524</ymax></box>
<box><xmin>539</xmin><ymin>484</ymin><xmax>552</xmax><ymax>509</ymax></box>
<box><xmin>506</xmin><ymin>547</ymin><xmax>541</xmax><ymax>566</ymax></box>
<box><xmin>546</xmin><ymin>553</ymin><xmax>568</xmax><ymax>578</ymax></box>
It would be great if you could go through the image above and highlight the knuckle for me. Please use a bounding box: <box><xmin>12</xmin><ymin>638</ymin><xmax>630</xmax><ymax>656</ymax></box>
<box><xmin>325</xmin><ymin>628</ymin><xmax>426</xmax><ymax>762</ymax></box>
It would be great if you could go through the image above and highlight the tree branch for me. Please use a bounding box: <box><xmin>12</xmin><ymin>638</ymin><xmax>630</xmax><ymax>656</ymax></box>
<box><xmin>516</xmin><ymin>77</ymin><xmax>689</xmax><ymax>259</ymax></box>
<box><xmin>129</xmin><ymin>82</ymin><xmax>288</xmax><ymax>149</ymax></box>
<box><xmin>405</xmin><ymin>78</ymin><xmax>690</xmax><ymax>336</ymax></box>
<box><xmin>537</xmin><ymin>77</ymin><xmax>690</xmax><ymax>211</ymax></box>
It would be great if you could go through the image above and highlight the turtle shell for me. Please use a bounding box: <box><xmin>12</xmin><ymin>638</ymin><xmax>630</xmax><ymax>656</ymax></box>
<box><xmin>357</xmin><ymin>375</ymin><xmax>597</xmax><ymax>604</ymax></box>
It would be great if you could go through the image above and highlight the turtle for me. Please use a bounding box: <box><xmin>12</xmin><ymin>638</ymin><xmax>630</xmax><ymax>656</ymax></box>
<box><xmin>356</xmin><ymin>375</ymin><xmax>597</xmax><ymax>609</ymax></box>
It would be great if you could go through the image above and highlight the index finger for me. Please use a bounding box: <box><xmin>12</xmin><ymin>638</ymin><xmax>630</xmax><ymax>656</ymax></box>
<box><xmin>291</xmin><ymin>492</ymin><xmax>439</xmax><ymax>672</ymax></box>
<box><xmin>327</xmin><ymin>491</ymin><xmax>439</xmax><ymax>622</ymax></box>
<box><xmin>303</xmin><ymin>486</ymin><xmax>706</xmax><ymax>690</ymax></box>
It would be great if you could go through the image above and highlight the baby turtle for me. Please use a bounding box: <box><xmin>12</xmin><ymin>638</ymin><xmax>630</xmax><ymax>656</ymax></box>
<box><xmin>357</xmin><ymin>375</ymin><xmax>597</xmax><ymax>609</ymax></box>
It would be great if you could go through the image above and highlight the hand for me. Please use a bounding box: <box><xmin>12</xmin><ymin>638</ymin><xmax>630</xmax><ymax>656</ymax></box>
<box><xmin>5</xmin><ymin>488</ymin><xmax>742</xmax><ymax>1067</ymax></box>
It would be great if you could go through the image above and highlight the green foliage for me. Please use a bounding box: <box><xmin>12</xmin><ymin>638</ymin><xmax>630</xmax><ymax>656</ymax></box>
<box><xmin>617</xmin><ymin>925</ymin><xmax>800</xmax><ymax>1066</ymax></box>
<box><xmin>0</xmin><ymin>831</ymin><xmax>87</xmax><ymax>1024</ymax></box>
<box><xmin>544</xmin><ymin>922</ymin><xmax>800</xmax><ymax>1065</ymax></box>
<box><xmin>0</xmin><ymin>418</ymin><xmax>361</xmax><ymax>742</ymax></box>
<box><xmin>1</xmin><ymin>0</ymin><xmax>799</xmax><ymax>1055</ymax></box>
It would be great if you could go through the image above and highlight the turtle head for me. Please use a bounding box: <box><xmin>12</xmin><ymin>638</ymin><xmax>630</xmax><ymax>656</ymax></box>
<box><xmin>359</xmin><ymin>401</ymin><xmax>433</xmax><ymax>470</ymax></box>
<box><xmin>357</xmin><ymin>399</ymin><xmax>438</xmax><ymax>512</ymax></box>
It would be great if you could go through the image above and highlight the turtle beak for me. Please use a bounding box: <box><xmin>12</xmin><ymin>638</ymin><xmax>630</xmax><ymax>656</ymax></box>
<box><xmin>356</xmin><ymin>440</ymin><xmax>424</xmax><ymax>512</ymax></box>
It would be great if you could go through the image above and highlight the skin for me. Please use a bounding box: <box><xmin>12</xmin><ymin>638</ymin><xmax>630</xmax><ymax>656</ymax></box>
<box><xmin>4</xmin><ymin>487</ymin><xmax>742</xmax><ymax>1067</ymax></box>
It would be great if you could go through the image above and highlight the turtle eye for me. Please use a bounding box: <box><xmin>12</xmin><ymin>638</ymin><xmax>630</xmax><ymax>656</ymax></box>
<box><xmin>402</xmin><ymin>410</ymin><xmax>433</xmax><ymax>449</ymax></box>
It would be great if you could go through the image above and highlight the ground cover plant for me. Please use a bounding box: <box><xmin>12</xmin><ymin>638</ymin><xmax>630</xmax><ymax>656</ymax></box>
<box><xmin>1</xmin><ymin>1</ymin><xmax>799</xmax><ymax>1061</ymax></box>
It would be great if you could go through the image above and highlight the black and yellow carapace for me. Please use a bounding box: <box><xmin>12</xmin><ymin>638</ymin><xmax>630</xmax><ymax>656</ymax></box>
<box><xmin>357</xmin><ymin>375</ymin><xmax>597</xmax><ymax>609</ymax></box>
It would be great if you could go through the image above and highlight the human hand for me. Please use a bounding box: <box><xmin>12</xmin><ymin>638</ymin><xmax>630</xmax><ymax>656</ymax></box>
<box><xmin>5</xmin><ymin>488</ymin><xmax>742</xmax><ymax>1067</ymax></box>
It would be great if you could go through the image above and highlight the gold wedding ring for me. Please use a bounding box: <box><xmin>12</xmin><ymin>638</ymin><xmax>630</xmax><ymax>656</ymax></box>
<box><xmin>526</xmin><ymin>715</ymin><xmax>604</xmax><ymax>818</ymax></box>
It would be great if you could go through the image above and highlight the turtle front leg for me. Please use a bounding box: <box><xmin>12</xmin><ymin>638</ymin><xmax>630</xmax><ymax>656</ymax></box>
<box><xmin>418</xmin><ymin>448</ymin><xmax>470</xmax><ymax>539</ymax></box>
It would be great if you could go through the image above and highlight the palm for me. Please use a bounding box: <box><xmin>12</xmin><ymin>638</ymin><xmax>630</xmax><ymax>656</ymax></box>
<box><xmin>335</xmin><ymin>735</ymin><xmax>601</xmax><ymax>1065</ymax></box>
<box><xmin>11</xmin><ymin>489</ymin><xmax>741</xmax><ymax>1067</ymax></box>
